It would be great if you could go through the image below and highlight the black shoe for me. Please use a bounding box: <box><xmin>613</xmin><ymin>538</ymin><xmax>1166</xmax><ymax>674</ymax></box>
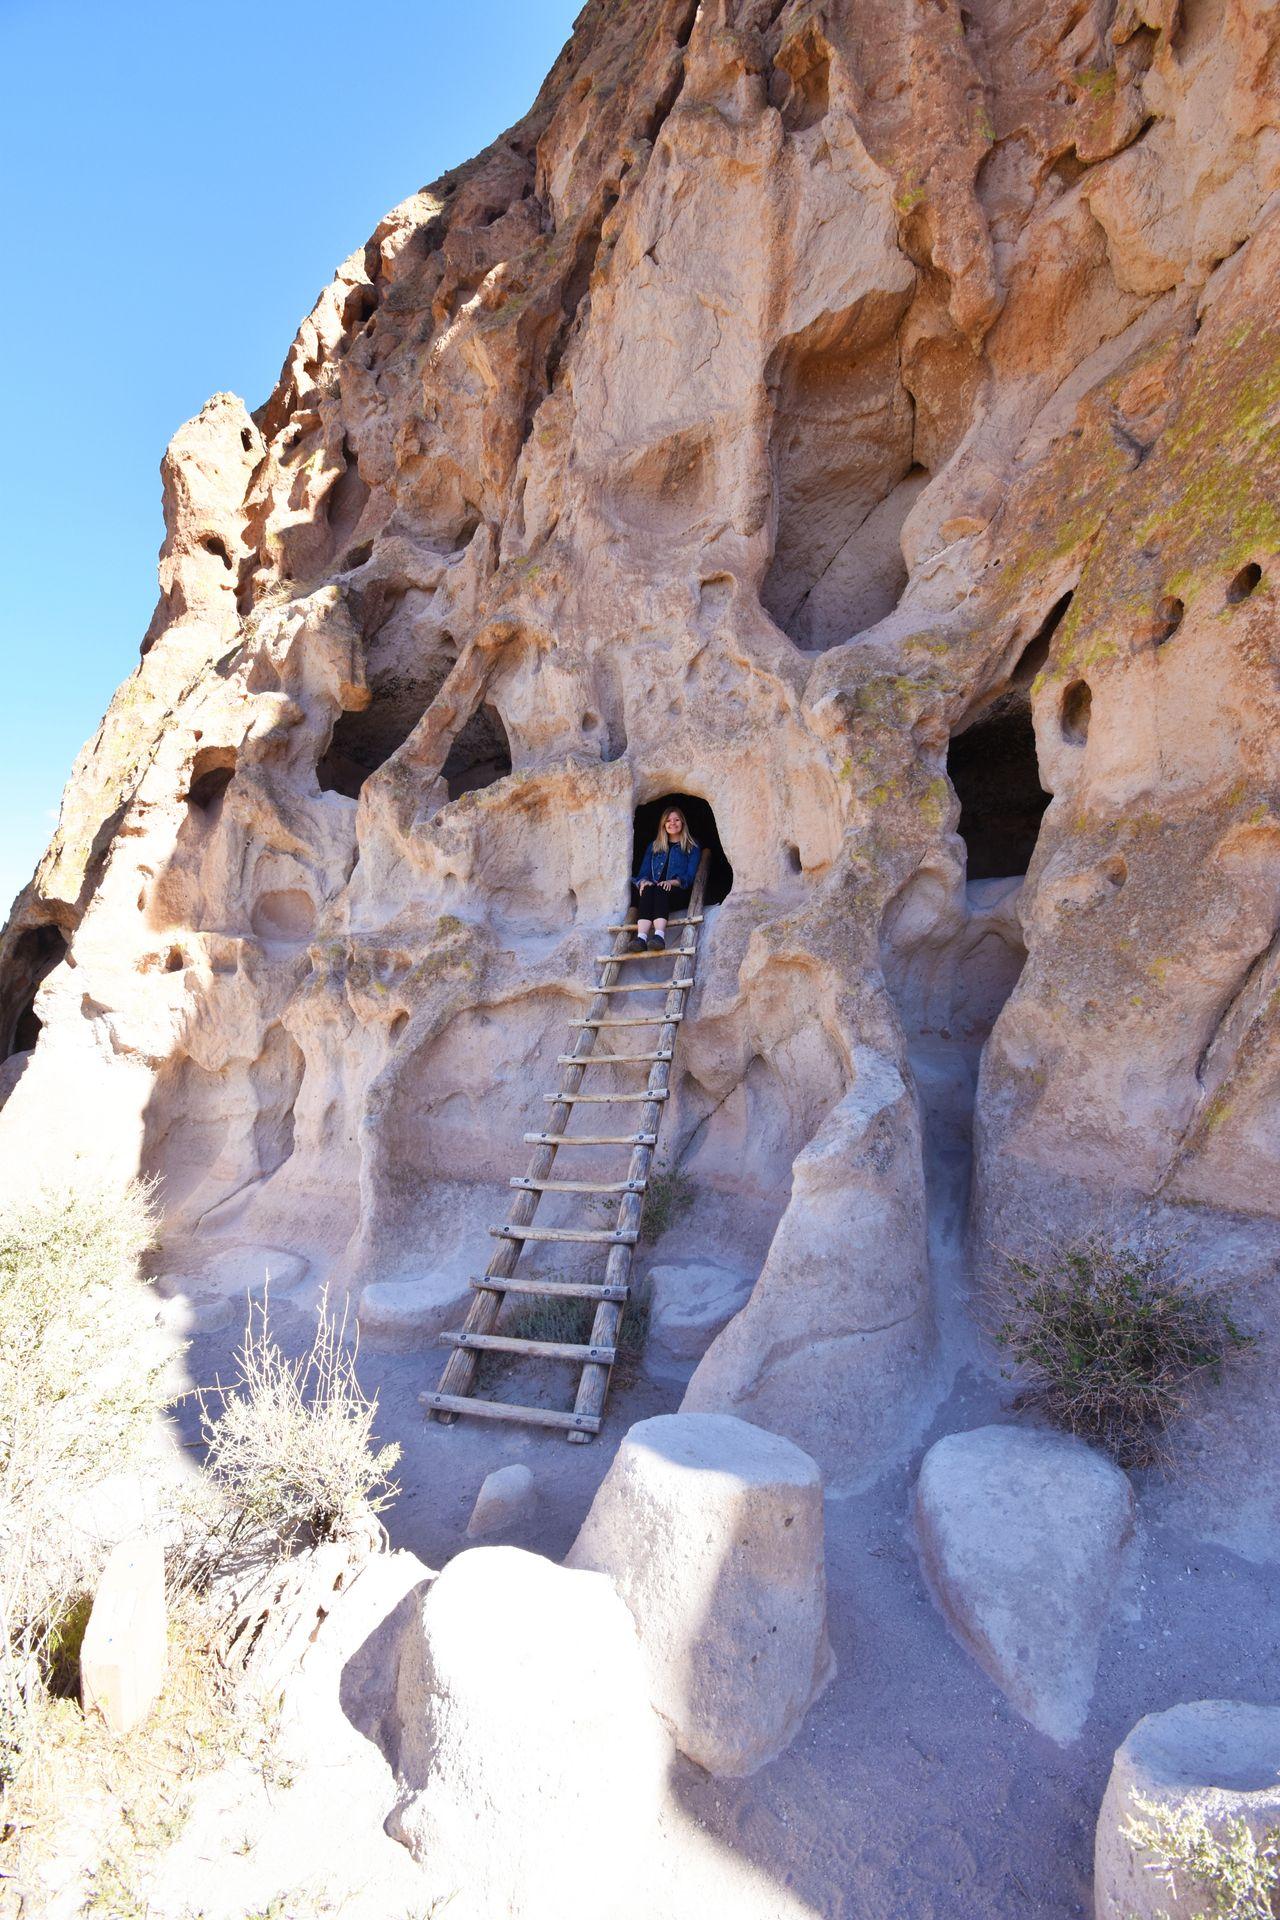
<box><xmin>648</xmin><ymin>933</ymin><xmax>665</xmax><ymax>953</ymax></box>
<box><xmin>628</xmin><ymin>935</ymin><xmax>647</xmax><ymax>953</ymax></box>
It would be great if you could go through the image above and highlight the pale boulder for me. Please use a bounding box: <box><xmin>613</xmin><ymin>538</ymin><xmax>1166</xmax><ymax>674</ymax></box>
<box><xmin>567</xmin><ymin>1412</ymin><xmax>834</xmax><ymax>1778</ymax></box>
<box><xmin>914</xmin><ymin>1425</ymin><xmax>1134</xmax><ymax>1743</ymax></box>
<box><xmin>389</xmin><ymin>1546</ymin><xmax>670</xmax><ymax>1920</ymax></box>
<box><xmin>466</xmin><ymin>1462</ymin><xmax>536</xmax><ymax>1537</ymax></box>
<box><xmin>358</xmin><ymin>1271</ymin><xmax>470</xmax><ymax>1338</ymax></box>
<box><xmin>645</xmin><ymin>1260</ymin><xmax>755</xmax><ymax>1373</ymax></box>
<box><xmin>1095</xmin><ymin>1701</ymin><xmax>1280</xmax><ymax>1920</ymax></box>
<box><xmin>80</xmin><ymin>1536</ymin><xmax>167</xmax><ymax>1734</ymax></box>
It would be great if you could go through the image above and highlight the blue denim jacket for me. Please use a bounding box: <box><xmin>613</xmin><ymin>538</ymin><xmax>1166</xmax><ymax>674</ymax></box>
<box><xmin>637</xmin><ymin>839</ymin><xmax>700</xmax><ymax>889</ymax></box>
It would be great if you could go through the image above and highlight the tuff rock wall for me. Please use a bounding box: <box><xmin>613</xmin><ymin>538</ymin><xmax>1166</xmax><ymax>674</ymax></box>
<box><xmin>3</xmin><ymin>0</ymin><xmax>1279</xmax><ymax>1497</ymax></box>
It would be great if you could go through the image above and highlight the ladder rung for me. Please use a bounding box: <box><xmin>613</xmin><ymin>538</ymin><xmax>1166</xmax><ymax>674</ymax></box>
<box><xmin>442</xmin><ymin>1331</ymin><xmax>617</xmax><ymax>1364</ymax></box>
<box><xmin>511</xmin><ymin>1176</ymin><xmax>646</xmax><ymax>1194</ymax></box>
<box><xmin>420</xmin><ymin>1391</ymin><xmax>601</xmax><ymax>1434</ymax></box>
<box><xmin>469</xmin><ymin>1275</ymin><xmax>631</xmax><ymax>1301</ymax></box>
<box><xmin>594</xmin><ymin>951</ymin><xmax>696</xmax><ymax>966</ymax></box>
<box><xmin>490</xmin><ymin>1224</ymin><xmax>638</xmax><ymax>1245</ymax></box>
<box><xmin>545</xmin><ymin>1098</ymin><xmax>667</xmax><ymax>1113</ymax></box>
<box><xmin>605</xmin><ymin>916</ymin><xmax>702</xmax><ymax>931</ymax></box>
<box><xmin>590</xmin><ymin>980</ymin><xmax>694</xmax><ymax>993</ymax></box>
<box><xmin>572</xmin><ymin>1014</ymin><xmax>684</xmax><ymax>1027</ymax></box>
<box><xmin>523</xmin><ymin>1132</ymin><xmax>657</xmax><ymax>1145</ymax></box>
<box><xmin>556</xmin><ymin>1053</ymin><xmax>671</xmax><ymax>1066</ymax></box>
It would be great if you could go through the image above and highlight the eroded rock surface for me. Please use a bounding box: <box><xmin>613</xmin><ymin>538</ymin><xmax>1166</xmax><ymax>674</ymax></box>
<box><xmin>1</xmin><ymin>0</ymin><xmax>1279</xmax><ymax>1499</ymax></box>
<box><xmin>913</xmin><ymin>1424</ymin><xmax>1135</xmax><ymax>1743</ymax></box>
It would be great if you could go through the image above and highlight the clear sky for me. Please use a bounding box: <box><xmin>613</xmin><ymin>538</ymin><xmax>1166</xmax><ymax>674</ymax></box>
<box><xmin>0</xmin><ymin>0</ymin><xmax>582</xmax><ymax>914</ymax></box>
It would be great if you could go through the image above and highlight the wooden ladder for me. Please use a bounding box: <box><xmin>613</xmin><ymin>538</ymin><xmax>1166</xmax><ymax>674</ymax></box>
<box><xmin>420</xmin><ymin>853</ymin><xmax>710</xmax><ymax>1442</ymax></box>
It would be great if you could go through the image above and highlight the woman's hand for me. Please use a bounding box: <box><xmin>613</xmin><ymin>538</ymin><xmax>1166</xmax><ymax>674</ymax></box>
<box><xmin>661</xmin><ymin>879</ymin><xmax>677</xmax><ymax>889</ymax></box>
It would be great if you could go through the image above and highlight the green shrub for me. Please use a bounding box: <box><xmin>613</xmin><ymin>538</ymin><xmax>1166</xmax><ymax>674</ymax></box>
<box><xmin>1123</xmin><ymin>1793</ymin><xmax>1280</xmax><ymax>1919</ymax></box>
<box><xmin>992</xmin><ymin>1238</ymin><xmax>1255</xmax><ymax>1467</ymax></box>
<box><xmin>199</xmin><ymin>1289</ymin><xmax>400</xmax><ymax>1551</ymax></box>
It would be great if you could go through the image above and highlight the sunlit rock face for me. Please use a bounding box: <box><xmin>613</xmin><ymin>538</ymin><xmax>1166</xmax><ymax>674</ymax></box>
<box><xmin>3</xmin><ymin>0</ymin><xmax>1278</xmax><ymax>1490</ymax></box>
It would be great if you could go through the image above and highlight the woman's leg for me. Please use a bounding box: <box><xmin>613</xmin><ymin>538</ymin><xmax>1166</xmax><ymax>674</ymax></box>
<box><xmin>650</xmin><ymin>883</ymin><xmax>692</xmax><ymax>946</ymax></box>
<box><xmin>631</xmin><ymin>881</ymin><xmax>660</xmax><ymax>943</ymax></box>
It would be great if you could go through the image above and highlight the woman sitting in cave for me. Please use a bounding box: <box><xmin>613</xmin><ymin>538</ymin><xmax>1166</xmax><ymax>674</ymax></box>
<box><xmin>630</xmin><ymin>804</ymin><xmax>700</xmax><ymax>953</ymax></box>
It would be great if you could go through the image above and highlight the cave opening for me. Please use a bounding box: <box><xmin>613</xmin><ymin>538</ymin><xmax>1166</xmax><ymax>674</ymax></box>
<box><xmin>632</xmin><ymin>793</ymin><xmax>733</xmax><ymax>907</ymax></box>
<box><xmin>317</xmin><ymin>680</ymin><xmax>439</xmax><ymax>799</ymax></box>
<box><xmin>2</xmin><ymin>924</ymin><xmax>68</xmax><ymax>1059</ymax></box>
<box><xmin>186</xmin><ymin>745</ymin><xmax>237</xmax><ymax>814</ymax></box>
<box><xmin>441</xmin><ymin>703</ymin><xmax>513</xmax><ymax>801</ymax></box>
<box><xmin>947</xmin><ymin>700</ymin><xmax>1049</xmax><ymax>881</ymax></box>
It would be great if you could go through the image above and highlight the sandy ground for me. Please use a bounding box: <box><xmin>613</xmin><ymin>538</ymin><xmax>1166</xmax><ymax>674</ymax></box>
<box><xmin>161</xmin><ymin>1066</ymin><xmax>1280</xmax><ymax>1920</ymax></box>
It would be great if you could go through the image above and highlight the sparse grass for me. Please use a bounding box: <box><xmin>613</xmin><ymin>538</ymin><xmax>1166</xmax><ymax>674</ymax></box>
<box><xmin>1122</xmin><ymin>1793</ymin><xmax>1280</xmax><ymax>1919</ymax></box>
<box><xmin>198</xmin><ymin>1289</ymin><xmax>401</xmax><ymax>1552</ymax></box>
<box><xmin>498</xmin><ymin>1273</ymin><xmax>653</xmax><ymax>1385</ymax></box>
<box><xmin>642</xmin><ymin>1166</ymin><xmax>694</xmax><ymax>1242</ymax></box>
<box><xmin>991</xmin><ymin>1237</ymin><xmax>1255</xmax><ymax>1468</ymax></box>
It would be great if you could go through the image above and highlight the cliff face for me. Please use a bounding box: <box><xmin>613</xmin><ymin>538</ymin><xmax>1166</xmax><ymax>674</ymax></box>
<box><xmin>3</xmin><ymin>0</ymin><xmax>1278</xmax><ymax>1493</ymax></box>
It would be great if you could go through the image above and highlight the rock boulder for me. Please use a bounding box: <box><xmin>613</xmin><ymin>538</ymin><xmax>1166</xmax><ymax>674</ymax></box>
<box><xmin>913</xmin><ymin>1424</ymin><xmax>1134</xmax><ymax>1742</ymax></box>
<box><xmin>1095</xmin><ymin>1701</ymin><xmax>1280</xmax><ymax>1920</ymax></box>
<box><xmin>389</xmin><ymin>1546</ymin><xmax>670</xmax><ymax>1919</ymax></box>
<box><xmin>567</xmin><ymin>1412</ymin><xmax>834</xmax><ymax>1777</ymax></box>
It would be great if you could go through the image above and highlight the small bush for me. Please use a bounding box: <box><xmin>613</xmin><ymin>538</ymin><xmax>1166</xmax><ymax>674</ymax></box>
<box><xmin>643</xmin><ymin>1167</ymin><xmax>694</xmax><ymax>1242</ymax></box>
<box><xmin>992</xmin><ymin>1238</ymin><xmax>1255</xmax><ymax>1467</ymax></box>
<box><xmin>199</xmin><ymin>1289</ymin><xmax>400</xmax><ymax>1551</ymax></box>
<box><xmin>1123</xmin><ymin>1793</ymin><xmax>1280</xmax><ymax>1919</ymax></box>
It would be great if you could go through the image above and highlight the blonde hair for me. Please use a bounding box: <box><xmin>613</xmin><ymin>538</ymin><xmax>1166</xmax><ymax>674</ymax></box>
<box><xmin>654</xmin><ymin>808</ymin><xmax>695</xmax><ymax>855</ymax></box>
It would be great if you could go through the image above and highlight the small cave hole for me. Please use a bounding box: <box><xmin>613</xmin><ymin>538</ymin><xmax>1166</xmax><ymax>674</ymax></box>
<box><xmin>947</xmin><ymin>697</ymin><xmax>1050</xmax><ymax>882</ymax></box>
<box><xmin>632</xmin><ymin>793</ymin><xmax>734</xmax><ymax>907</ymax></box>
<box><xmin>786</xmin><ymin>843</ymin><xmax>803</xmax><ymax>874</ymax></box>
<box><xmin>186</xmin><ymin>746</ymin><xmax>238</xmax><ymax>814</ymax></box>
<box><xmin>202</xmin><ymin>535</ymin><xmax>234</xmax><ymax>570</ymax></box>
<box><xmin>1227</xmin><ymin>562</ymin><xmax>1263</xmax><ymax>604</ymax></box>
<box><xmin>344</xmin><ymin>540</ymin><xmax>374</xmax><ymax>571</ymax></box>
<box><xmin>165</xmin><ymin>947</ymin><xmax>185</xmax><ymax>973</ymax></box>
<box><xmin>2</xmin><ymin>924</ymin><xmax>68</xmax><ymax>1059</ymax></box>
<box><xmin>240</xmin><ymin>427</ymin><xmax>254</xmax><ymax>453</ymax></box>
<box><xmin>318</xmin><ymin>674</ymin><xmax>443</xmax><ymax>800</ymax></box>
<box><xmin>1061</xmin><ymin>679</ymin><xmax>1092</xmax><ymax>745</ymax></box>
<box><xmin>1154</xmin><ymin>594</ymin><xmax>1184</xmax><ymax>645</ymax></box>
<box><xmin>1016</xmin><ymin>590</ymin><xmax>1074</xmax><ymax>682</ymax></box>
<box><xmin>442</xmin><ymin>703</ymin><xmax>513</xmax><ymax>801</ymax></box>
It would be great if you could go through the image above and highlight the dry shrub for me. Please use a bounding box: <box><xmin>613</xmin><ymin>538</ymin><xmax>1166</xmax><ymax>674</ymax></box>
<box><xmin>1123</xmin><ymin>1794</ymin><xmax>1280</xmax><ymax>1919</ymax></box>
<box><xmin>498</xmin><ymin>1273</ymin><xmax>652</xmax><ymax>1386</ymax></box>
<box><xmin>993</xmin><ymin>1237</ymin><xmax>1255</xmax><ymax>1467</ymax></box>
<box><xmin>0</xmin><ymin>1178</ymin><xmax>162</xmax><ymax>1774</ymax></box>
<box><xmin>198</xmin><ymin>1289</ymin><xmax>400</xmax><ymax>1552</ymax></box>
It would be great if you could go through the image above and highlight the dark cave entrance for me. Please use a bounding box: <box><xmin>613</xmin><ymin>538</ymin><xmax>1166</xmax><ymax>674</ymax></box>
<box><xmin>2</xmin><ymin>924</ymin><xmax>68</xmax><ymax>1058</ymax></box>
<box><xmin>441</xmin><ymin>703</ymin><xmax>513</xmax><ymax>801</ymax></box>
<box><xmin>948</xmin><ymin>696</ymin><xmax>1050</xmax><ymax>881</ymax></box>
<box><xmin>318</xmin><ymin>685</ymin><xmax>513</xmax><ymax>803</ymax></box>
<box><xmin>946</xmin><ymin>600</ymin><xmax>1069</xmax><ymax>881</ymax></box>
<box><xmin>632</xmin><ymin>793</ymin><xmax>733</xmax><ymax>907</ymax></box>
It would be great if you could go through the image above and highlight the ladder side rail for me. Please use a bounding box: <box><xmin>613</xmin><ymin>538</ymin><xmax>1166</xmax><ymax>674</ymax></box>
<box><xmin>568</xmin><ymin>852</ymin><xmax>710</xmax><ymax>1441</ymax></box>
<box><xmin>429</xmin><ymin>913</ymin><xmax>637</xmax><ymax>1419</ymax></box>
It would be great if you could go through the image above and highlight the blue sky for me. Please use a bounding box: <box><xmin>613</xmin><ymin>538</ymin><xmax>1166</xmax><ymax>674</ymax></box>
<box><xmin>0</xmin><ymin>0</ymin><xmax>581</xmax><ymax>912</ymax></box>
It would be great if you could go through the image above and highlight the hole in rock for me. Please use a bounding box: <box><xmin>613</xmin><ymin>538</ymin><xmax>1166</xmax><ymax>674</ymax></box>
<box><xmin>251</xmin><ymin>890</ymin><xmax>316</xmax><ymax>942</ymax></box>
<box><xmin>761</xmin><ymin>295</ymin><xmax>926</xmax><ymax>650</ymax></box>
<box><xmin>344</xmin><ymin>541</ymin><xmax>374</xmax><ymax>571</ymax></box>
<box><xmin>1061</xmin><ymin>679</ymin><xmax>1092</xmax><ymax>745</ymax></box>
<box><xmin>1154</xmin><ymin>594</ymin><xmax>1184</xmax><ymax>645</ymax></box>
<box><xmin>441</xmin><ymin>703</ymin><xmax>513</xmax><ymax>802</ymax></box>
<box><xmin>786</xmin><ymin>843</ymin><xmax>803</xmax><ymax>874</ymax></box>
<box><xmin>202</xmin><ymin>536</ymin><xmax>233</xmax><ymax>569</ymax></box>
<box><xmin>777</xmin><ymin>32</ymin><xmax>831</xmax><ymax>132</ymax></box>
<box><xmin>2</xmin><ymin>924</ymin><xmax>68</xmax><ymax>1058</ymax></box>
<box><xmin>1227</xmin><ymin>562</ymin><xmax>1262</xmax><ymax>603</ymax></box>
<box><xmin>186</xmin><ymin>746</ymin><xmax>237</xmax><ymax>814</ymax></box>
<box><xmin>240</xmin><ymin>427</ymin><xmax>254</xmax><ymax>453</ymax></box>
<box><xmin>165</xmin><ymin>947</ymin><xmax>185</xmax><ymax>973</ymax></box>
<box><xmin>317</xmin><ymin>670</ymin><xmax>447</xmax><ymax>799</ymax></box>
<box><xmin>948</xmin><ymin>695</ymin><xmax>1050</xmax><ymax>882</ymax></box>
<box><xmin>631</xmin><ymin>793</ymin><xmax>733</xmax><ymax>907</ymax></box>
